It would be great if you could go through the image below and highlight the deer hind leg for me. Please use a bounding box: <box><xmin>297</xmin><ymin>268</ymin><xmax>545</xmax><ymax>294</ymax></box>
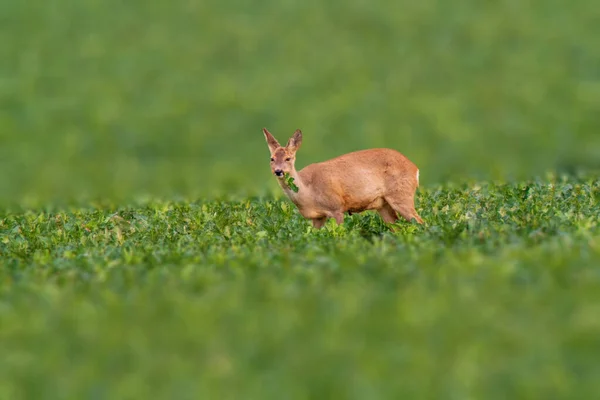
<box><xmin>311</xmin><ymin>217</ymin><xmax>327</xmax><ymax>229</ymax></box>
<box><xmin>385</xmin><ymin>194</ymin><xmax>423</xmax><ymax>224</ymax></box>
<box><xmin>377</xmin><ymin>202</ymin><xmax>400</xmax><ymax>224</ymax></box>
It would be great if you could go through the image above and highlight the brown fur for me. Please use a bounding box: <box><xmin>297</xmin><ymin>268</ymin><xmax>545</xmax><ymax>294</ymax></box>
<box><xmin>263</xmin><ymin>128</ymin><xmax>423</xmax><ymax>229</ymax></box>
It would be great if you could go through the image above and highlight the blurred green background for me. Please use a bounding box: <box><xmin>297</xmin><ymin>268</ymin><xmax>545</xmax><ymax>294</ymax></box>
<box><xmin>1</xmin><ymin>0</ymin><xmax>599</xmax><ymax>204</ymax></box>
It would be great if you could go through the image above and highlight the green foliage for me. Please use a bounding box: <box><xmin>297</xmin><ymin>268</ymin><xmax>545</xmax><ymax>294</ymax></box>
<box><xmin>1</xmin><ymin>175</ymin><xmax>600</xmax><ymax>398</ymax></box>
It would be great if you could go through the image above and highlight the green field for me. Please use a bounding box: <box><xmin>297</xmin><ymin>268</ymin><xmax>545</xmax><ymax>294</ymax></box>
<box><xmin>1</xmin><ymin>0</ymin><xmax>600</xmax><ymax>397</ymax></box>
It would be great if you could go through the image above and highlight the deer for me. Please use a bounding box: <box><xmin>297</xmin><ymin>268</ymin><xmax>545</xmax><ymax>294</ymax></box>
<box><xmin>262</xmin><ymin>128</ymin><xmax>423</xmax><ymax>229</ymax></box>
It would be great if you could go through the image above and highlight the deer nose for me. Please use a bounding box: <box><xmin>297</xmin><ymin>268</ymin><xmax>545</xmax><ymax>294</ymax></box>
<box><xmin>274</xmin><ymin>169</ymin><xmax>283</xmax><ymax>177</ymax></box>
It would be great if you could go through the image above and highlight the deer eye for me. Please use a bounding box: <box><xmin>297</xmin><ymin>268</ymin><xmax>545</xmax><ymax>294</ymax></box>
<box><xmin>285</xmin><ymin>158</ymin><xmax>291</xmax><ymax>161</ymax></box>
<box><xmin>270</xmin><ymin>158</ymin><xmax>274</xmax><ymax>162</ymax></box>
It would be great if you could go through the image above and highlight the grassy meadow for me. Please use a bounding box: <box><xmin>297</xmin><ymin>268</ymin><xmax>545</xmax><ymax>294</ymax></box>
<box><xmin>1</xmin><ymin>0</ymin><xmax>600</xmax><ymax>397</ymax></box>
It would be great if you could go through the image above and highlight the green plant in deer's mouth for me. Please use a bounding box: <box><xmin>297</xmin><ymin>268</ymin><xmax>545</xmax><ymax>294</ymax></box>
<box><xmin>284</xmin><ymin>172</ymin><xmax>299</xmax><ymax>193</ymax></box>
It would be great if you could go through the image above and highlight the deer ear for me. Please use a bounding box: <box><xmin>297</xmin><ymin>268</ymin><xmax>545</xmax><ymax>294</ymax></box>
<box><xmin>286</xmin><ymin>129</ymin><xmax>302</xmax><ymax>152</ymax></box>
<box><xmin>263</xmin><ymin>128</ymin><xmax>280</xmax><ymax>153</ymax></box>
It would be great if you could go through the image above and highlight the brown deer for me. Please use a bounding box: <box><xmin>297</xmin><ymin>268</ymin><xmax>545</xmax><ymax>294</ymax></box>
<box><xmin>263</xmin><ymin>128</ymin><xmax>423</xmax><ymax>229</ymax></box>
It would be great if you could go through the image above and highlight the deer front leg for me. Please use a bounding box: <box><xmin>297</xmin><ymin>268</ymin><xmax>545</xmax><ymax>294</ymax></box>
<box><xmin>332</xmin><ymin>212</ymin><xmax>344</xmax><ymax>225</ymax></box>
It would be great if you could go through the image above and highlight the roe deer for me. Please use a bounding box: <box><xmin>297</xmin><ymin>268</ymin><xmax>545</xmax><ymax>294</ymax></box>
<box><xmin>263</xmin><ymin>128</ymin><xmax>423</xmax><ymax>229</ymax></box>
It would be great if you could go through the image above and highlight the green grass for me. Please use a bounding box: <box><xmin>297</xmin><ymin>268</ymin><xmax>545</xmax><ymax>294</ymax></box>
<box><xmin>1</xmin><ymin>174</ymin><xmax>600</xmax><ymax>398</ymax></box>
<box><xmin>1</xmin><ymin>0</ymin><xmax>600</xmax><ymax>397</ymax></box>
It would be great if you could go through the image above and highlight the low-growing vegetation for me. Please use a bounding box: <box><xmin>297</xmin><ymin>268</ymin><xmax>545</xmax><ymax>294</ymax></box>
<box><xmin>1</xmin><ymin>175</ymin><xmax>599</xmax><ymax>398</ymax></box>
